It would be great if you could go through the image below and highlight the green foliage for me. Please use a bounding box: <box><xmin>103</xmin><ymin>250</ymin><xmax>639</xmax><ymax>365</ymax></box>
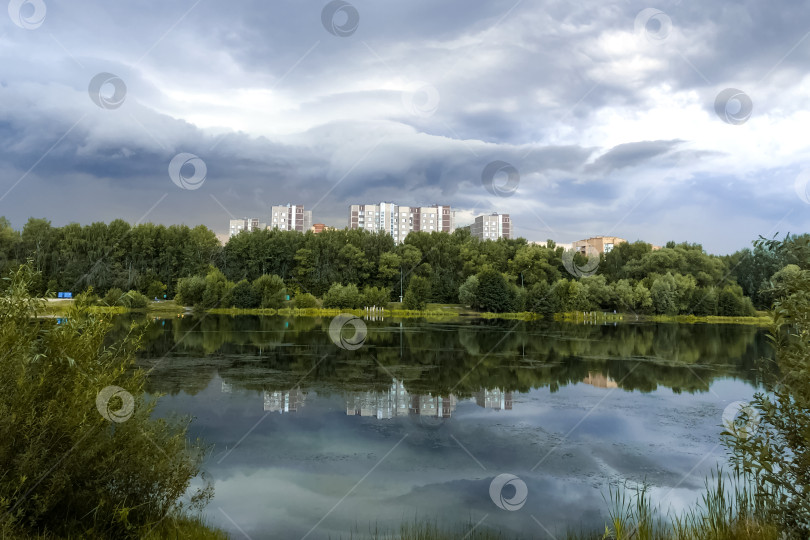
<box><xmin>103</xmin><ymin>287</ymin><xmax>124</xmax><ymax>306</ymax></box>
<box><xmin>322</xmin><ymin>283</ymin><xmax>362</xmax><ymax>309</ymax></box>
<box><xmin>293</xmin><ymin>291</ymin><xmax>319</xmax><ymax>309</ymax></box>
<box><xmin>201</xmin><ymin>268</ymin><xmax>232</xmax><ymax>309</ymax></box>
<box><xmin>252</xmin><ymin>274</ymin><xmax>286</xmax><ymax>308</ymax></box>
<box><xmin>0</xmin><ymin>217</ymin><xmax>784</xmax><ymax>317</ymax></box>
<box><xmin>474</xmin><ymin>269</ymin><xmax>512</xmax><ymax>313</ymax></box>
<box><xmin>722</xmin><ymin>234</ymin><xmax>810</xmax><ymax>537</ymax></box>
<box><xmin>175</xmin><ymin>275</ymin><xmax>206</xmax><ymax>306</ymax></box>
<box><xmin>458</xmin><ymin>275</ymin><xmax>479</xmax><ymax>306</ymax></box>
<box><xmin>229</xmin><ymin>279</ymin><xmax>261</xmax><ymax>308</ymax></box>
<box><xmin>402</xmin><ymin>275</ymin><xmax>430</xmax><ymax>310</ymax></box>
<box><xmin>120</xmin><ymin>290</ymin><xmax>149</xmax><ymax>309</ymax></box>
<box><xmin>362</xmin><ymin>286</ymin><xmax>391</xmax><ymax>307</ymax></box>
<box><xmin>0</xmin><ymin>264</ymin><xmax>213</xmax><ymax>538</ymax></box>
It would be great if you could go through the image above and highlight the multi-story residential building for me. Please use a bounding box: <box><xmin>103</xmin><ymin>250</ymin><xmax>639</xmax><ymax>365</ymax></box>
<box><xmin>270</xmin><ymin>204</ymin><xmax>312</xmax><ymax>232</ymax></box>
<box><xmin>310</xmin><ymin>223</ymin><xmax>332</xmax><ymax>234</ymax></box>
<box><xmin>348</xmin><ymin>203</ymin><xmax>453</xmax><ymax>243</ymax></box>
<box><xmin>345</xmin><ymin>379</ymin><xmax>458</xmax><ymax>420</ymax></box>
<box><xmin>474</xmin><ymin>389</ymin><xmax>513</xmax><ymax>411</ymax></box>
<box><xmin>263</xmin><ymin>388</ymin><xmax>306</xmax><ymax>413</ymax></box>
<box><xmin>461</xmin><ymin>213</ymin><xmax>512</xmax><ymax>241</ymax></box>
<box><xmin>229</xmin><ymin>217</ymin><xmax>267</xmax><ymax>238</ymax></box>
<box><xmin>572</xmin><ymin>236</ymin><xmax>626</xmax><ymax>254</ymax></box>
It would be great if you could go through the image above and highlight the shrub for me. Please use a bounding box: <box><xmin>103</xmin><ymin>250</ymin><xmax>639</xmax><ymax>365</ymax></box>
<box><xmin>402</xmin><ymin>276</ymin><xmax>430</xmax><ymax>310</ymax></box>
<box><xmin>103</xmin><ymin>287</ymin><xmax>124</xmax><ymax>306</ymax></box>
<box><xmin>0</xmin><ymin>264</ymin><xmax>213</xmax><ymax>538</ymax></box>
<box><xmin>229</xmin><ymin>279</ymin><xmax>260</xmax><ymax>308</ymax></box>
<box><xmin>252</xmin><ymin>274</ymin><xmax>286</xmax><ymax>309</ymax></box>
<box><xmin>458</xmin><ymin>275</ymin><xmax>478</xmax><ymax>306</ymax></box>
<box><xmin>362</xmin><ymin>286</ymin><xmax>390</xmax><ymax>308</ymax></box>
<box><xmin>175</xmin><ymin>275</ymin><xmax>206</xmax><ymax>306</ymax></box>
<box><xmin>293</xmin><ymin>292</ymin><xmax>319</xmax><ymax>309</ymax></box>
<box><xmin>322</xmin><ymin>283</ymin><xmax>362</xmax><ymax>309</ymax></box>
<box><xmin>200</xmin><ymin>268</ymin><xmax>232</xmax><ymax>309</ymax></box>
<box><xmin>121</xmin><ymin>290</ymin><xmax>149</xmax><ymax>309</ymax></box>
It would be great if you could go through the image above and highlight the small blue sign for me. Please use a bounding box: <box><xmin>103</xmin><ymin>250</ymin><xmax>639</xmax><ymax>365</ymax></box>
<box><xmin>57</xmin><ymin>292</ymin><xmax>73</xmax><ymax>299</ymax></box>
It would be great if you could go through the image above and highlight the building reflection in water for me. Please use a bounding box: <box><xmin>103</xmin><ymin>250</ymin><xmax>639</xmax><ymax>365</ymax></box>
<box><xmin>581</xmin><ymin>371</ymin><xmax>618</xmax><ymax>389</ymax></box>
<box><xmin>473</xmin><ymin>389</ymin><xmax>512</xmax><ymax>410</ymax></box>
<box><xmin>263</xmin><ymin>388</ymin><xmax>307</xmax><ymax>413</ymax></box>
<box><xmin>345</xmin><ymin>379</ymin><xmax>513</xmax><ymax>420</ymax></box>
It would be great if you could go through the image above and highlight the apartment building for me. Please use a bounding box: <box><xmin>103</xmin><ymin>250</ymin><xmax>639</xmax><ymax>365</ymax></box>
<box><xmin>348</xmin><ymin>202</ymin><xmax>453</xmax><ymax>243</ymax></box>
<box><xmin>461</xmin><ymin>213</ymin><xmax>512</xmax><ymax>240</ymax></box>
<box><xmin>270</xmin><ymin>204</ymin><xmax>312</xmax><ymax>232</ymax></box>
<box><xmin>228</xmin><ymin>217</ymin><xmax>267</xmax><ymax>237</ymax></box>
<box><xmin>263</xmin><ymin>388</ymin><xmax>306</xmax><ymax>413</ymax></box>
<box><xmin>572</xmin><ymin>236</ymin><xmax>626</xmax><ymax>254</ymax></box>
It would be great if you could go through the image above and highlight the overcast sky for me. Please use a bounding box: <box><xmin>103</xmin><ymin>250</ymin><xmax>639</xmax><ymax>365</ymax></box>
<box><xmin>1</xmin><ymin>0</ymin><xmax>809</xmax><ymax>253</ymax></box>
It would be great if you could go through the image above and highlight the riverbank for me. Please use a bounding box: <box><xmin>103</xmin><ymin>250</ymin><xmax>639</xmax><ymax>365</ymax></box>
<box><xmin>41</xmin><ymin>299</ymin><xmax>773</xmax><ymax>326</ymax></box>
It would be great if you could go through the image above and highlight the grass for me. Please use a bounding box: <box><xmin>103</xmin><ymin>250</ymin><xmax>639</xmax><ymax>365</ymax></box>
<box><xmin>39</xmin><ymin>299</ymin><xmax>773</xmax><ymax>326</ymax></box>
<box><xmin>0</xmin><ymin>514</ymin><xmax>228</xmax><ymax>539</ymax></box>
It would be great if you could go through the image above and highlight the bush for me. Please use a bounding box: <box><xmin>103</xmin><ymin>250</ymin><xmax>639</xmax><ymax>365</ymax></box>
<box><xmin>252</xmin><ymin>274</ymin><xmax>286</xmax><ymax>309</ymax></box>
<box><xmin>175</xmin><ymin>275</ymin><xmax>206</xmax><ymax>306</ymax></box>
<box><xmin>362</xmin><ymin>286</ymin><xmax>390</xmax><ymax>308</ymax></box>
<box><xmin>322</xmin><ymin>283</ymin><xmax>362</xmax><ymax>309</ymax></box>
<box><xmin>229</xmin><ymin>279</ymin><xmax>260</xmax><ymax>308</ymax></box>
<box><xmin>121</xmin><ymin>290</ymin><xmax>149</xmax><ymax>309</ymax></box>
<box><xmin>103</xmin><ymin>287</ymin><xmax>124</xmax><ymax>306</ymax></box>
<box><xmin>458</xmin><ymin>275</ymin><xmax>478</xmax><ymax>306</ymax></box>
<box><xmin>723</xmin><ymin>236</ymin><xmax>810</xmax><ymax>536</ymax></box>
<box><xmin>145</xmin><ymin>279</ymin><xmax>166</xmax><ymax>299</ymax></box>
<box><xmin>293</xmin><ymin>292</ymin><xmax>319</xmax><ymax>309</ymax></box>
<box><xmin>402</xmin><ymin>276</ymin><xmax>430</xmax><ymax>310</ymax></box>
<box><xmin>201</xmin><ymin>268</ymin><xmax>232</xmax><ymax>309</ymax></box>
<box><xmin>0</xmin><ymin>264</ymin><xmax>213</xmax><ymax>538</ymax></box>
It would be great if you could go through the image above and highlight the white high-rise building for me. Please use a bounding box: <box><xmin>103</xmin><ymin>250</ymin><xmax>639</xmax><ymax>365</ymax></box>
<box><xmin>348</xmin><ymin>202</ymin><xmax>454</xmax><ymax>243</ymax></box>
<box><xmin>270</xmin><ymin>204</ymin><xmax>312</xmax><ymax>232</ymax></box>
<box><xmin>229</xmin><ymin>217</ymin><xmax>267</xmax><ymax>237</ymax></box>
<box><xmin>463</xmin><ymin>213</ymin><xmax>512</xmax><ymax>240</ymax></box>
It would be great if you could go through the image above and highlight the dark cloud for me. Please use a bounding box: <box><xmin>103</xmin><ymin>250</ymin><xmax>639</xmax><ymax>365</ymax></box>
<box><xmin>0</xmin><ymin>0</ymin><xmax>808</xmax><ymax>253</ymax></box>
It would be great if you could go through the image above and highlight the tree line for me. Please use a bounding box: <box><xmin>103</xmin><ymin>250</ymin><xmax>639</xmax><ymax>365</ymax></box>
<box><xmin>1</xmin><ymin>216</ymin><xmax>803</xmax><ymax>315</ymax></box>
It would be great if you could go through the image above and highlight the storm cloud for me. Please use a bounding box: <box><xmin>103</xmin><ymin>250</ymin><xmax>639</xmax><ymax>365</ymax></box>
<box><xmin>1</xmin><ymin>0</ymin><xmax>809</xmax><ymax>252</ymax></box>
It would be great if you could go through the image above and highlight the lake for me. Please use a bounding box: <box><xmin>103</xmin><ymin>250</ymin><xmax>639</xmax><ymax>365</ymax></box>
<box><xmin>129</xmin><ymin>314</ymin><xmax>774</xmax><ymax>539</ymax></box>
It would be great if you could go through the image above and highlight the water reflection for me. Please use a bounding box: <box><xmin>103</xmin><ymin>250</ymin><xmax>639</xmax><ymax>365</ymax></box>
<box><xmin>126</xmin><ymin>314</ymin><xmax>774</xmax><ymax>398</ymax></box>
<box><xmin>127</xmin><ymin>315</ymin><xmax>775</xmax><ymax>539</ymax></box>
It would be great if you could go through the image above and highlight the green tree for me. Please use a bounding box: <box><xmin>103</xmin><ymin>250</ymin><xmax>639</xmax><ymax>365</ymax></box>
<box><xmin>252</xmin><ymin>274</ymin><xmax>286</xmax><ymax>309</ymax></box>
<box><xmin>475</xmin><ymin>269</ymin><xmax>512</xmax><ymax>313</ymax></box>
<box><xmin>322</xmin><ymin>283</ymin><xmax>362</xmax><ymax>309</ymax></box>
<box><xmin>229</xmin><ymin>279</ymin><xmax>260</xmax><ymax>308</ymax></box>
<box><xmin>458</xmin><ymin>275</ymin><xmax>479</xmax><ymax>306</ymax></box>
<box><xmin>0</xmin><ymin>264</ymin><xmax>213</xmax><ymax>538</ymax></box>
<box><xmin>402</xmin><ymin>275</ymin><xmax>430</xmax><ymax>310</ymax></box>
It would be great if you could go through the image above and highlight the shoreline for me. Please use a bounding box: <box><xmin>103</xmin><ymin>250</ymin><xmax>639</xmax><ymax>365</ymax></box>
<box><xmin>40</xmin><ymin>299</ymin><xmax>773</xmax><ymax>326</ymax></box>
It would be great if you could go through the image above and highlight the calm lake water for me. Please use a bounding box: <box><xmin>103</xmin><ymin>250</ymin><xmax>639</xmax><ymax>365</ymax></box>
<box><xmin>130</xmin><ymin>315</ymin><xmax>773</xmax><ymax>539</ymax></box>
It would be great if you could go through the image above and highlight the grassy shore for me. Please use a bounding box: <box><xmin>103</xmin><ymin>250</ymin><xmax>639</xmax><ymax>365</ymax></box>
<box><xmin>40</xmin><ymin>299</ymin><xmax>772</xmax><ymax>326</ymax></box>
